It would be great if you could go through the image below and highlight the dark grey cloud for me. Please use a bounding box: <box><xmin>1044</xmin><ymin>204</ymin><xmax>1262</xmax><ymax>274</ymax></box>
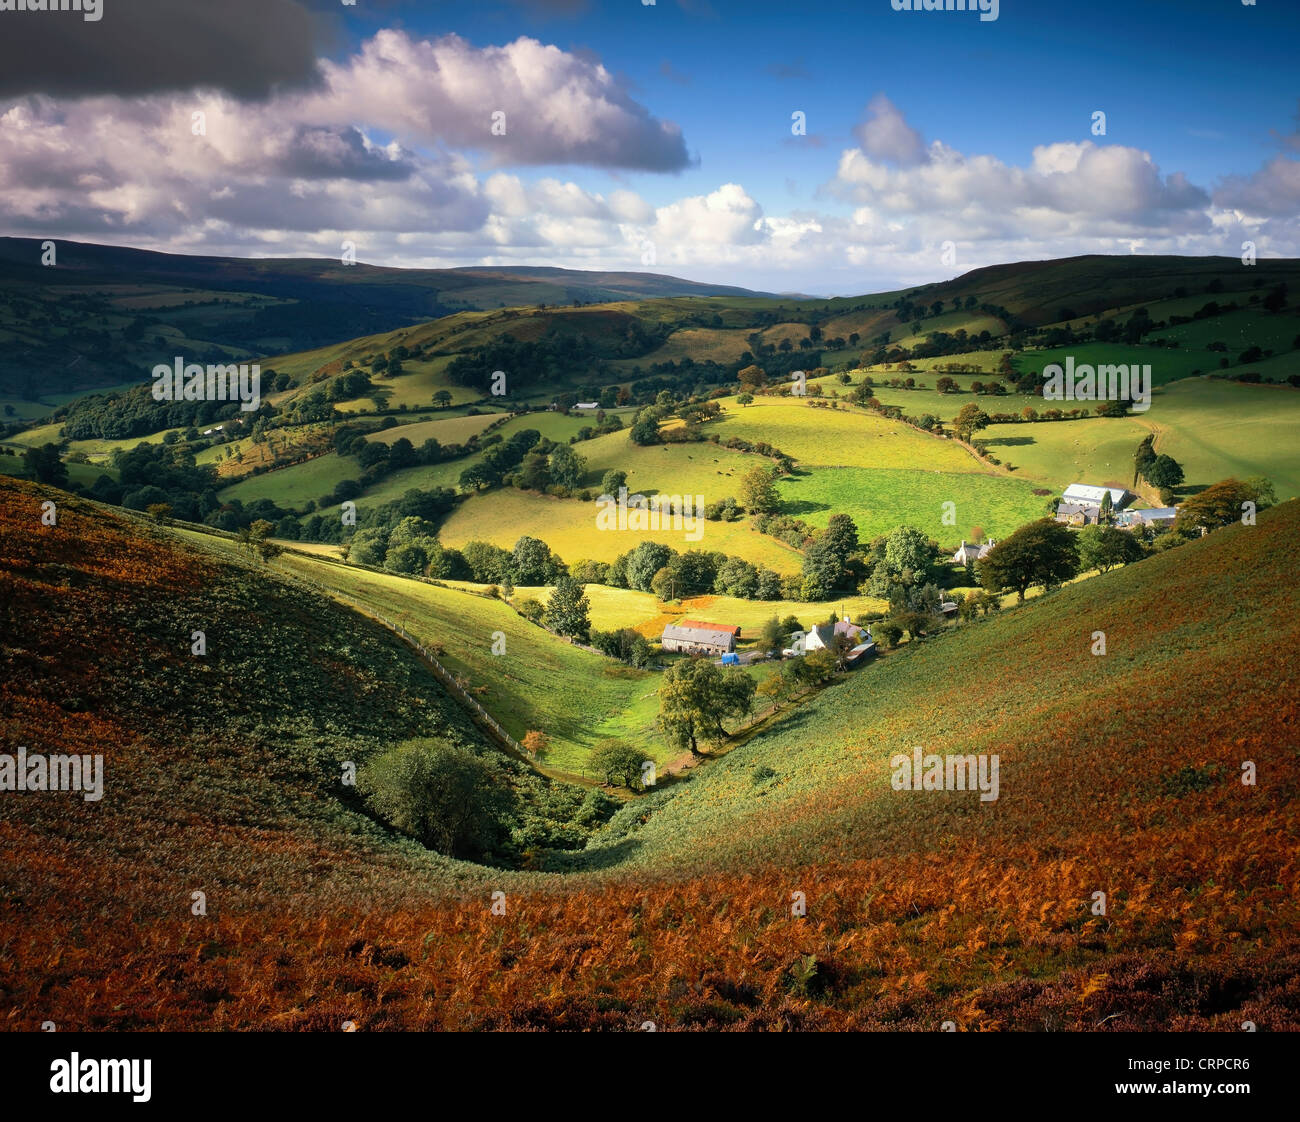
<box><xmin>199</xmin><ymin>172</ymin><xmax>489</xmax><ymax>235</ymax></box>
<box><xmin>0</xmin><ymin>0</ymin><xmax>332</xmax><ymax>100</ymax></box>
<box><xmin>274</xmin><ymin>126</ymin><xmax>417</xmax><ymax>182</ymax></box>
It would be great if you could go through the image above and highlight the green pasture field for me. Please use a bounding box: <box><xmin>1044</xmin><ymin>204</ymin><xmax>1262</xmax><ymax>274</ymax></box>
<box><xmin>575</xmin><ymin>426</ymin><xmax>770</xmax><ymax>497</ymax></box>
<box><xmin>979</xmin><ymin>377</ymin><xmax>1300</xmax><ymax>500</ymax></box>
<box><xmin>365</xmin><ymin>411</ymin><xmax>503</xmax><ymax>447</ymax></box>
<box><xmin>1148</xmin><ymin>306</ymin><xmax>1300</xmax><ymax>357</ymax></box>
<box><xmin>218</xmin><ymin>450</ymin><xmax>358</xmax><ymax>506</ymax></box>
<box><xmin>865</xmin><ymin>385</ymin><xmax>1043</xmax><ymax>422</ymax></box>
<box><xmin>863</xmin><ymin>349</ymin><xmax>1009</xmax><ymax>375</ymax></box>
<box><xmin>777</xmin><ymin>466</ymin><xmax>1048</xmax><ymax>543</ymax></box>
<box><xmin>978</xmin><ymin>416</ymin><xmax>1148</xmax><ymax>496</ymax></box>
<box><xmin>438</xmin><ymin>487</ymin><xmax>805</xmax><ymax>573</ymax></box>
<box><xmin>1012</xmin><ymin>342</ymin><xmax>1216</xmax><ymax>387</ymax></box>
<box><xmin>333</xmin><ymin>357</ymin><xmax>478</xmax><ymax>413</ymax></box>
<box><xmin>711</xmin><ymin>398</ymin><xmax>984</xmax><ymax>473</ymax></box>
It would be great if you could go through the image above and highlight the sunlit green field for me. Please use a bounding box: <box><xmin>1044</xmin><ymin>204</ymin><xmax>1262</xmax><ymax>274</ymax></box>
<box><xmin>365</xmin><ymin>411</ymin><xmax>503</xmax><ymax>447</ymax></box>
<box><xmin>711</xmin><ymin>397</ymin><xmax>984</xmax><ymax>473</ymax></box>
<box><xmin>864</xmin><ymin>349</ymin><xmax>1008</xmax><ymax>375</ymax></box>
<box><xmin>778</xmin><ymin>466</ymin><xmax>1047</xmax><ymax>542</ymax></box>
<box><xmin>978</xmin><ymin>417</ymin><xmax>1150</xmax><ymax>495</ymax></box>
<box><xmin>334</xmin><ymin>357</ymin><xmax>478</xmax><ymax>412</ymax></box>
<box><xmin>866</xmin><ymin>385</ymin><xmax>1043</xmax><ymax>422</ymax></box>
<box><xmin>7</xmin><ymin>423</ymin><xmax>187</xmax><ymax>462</ymax></box>
<box><xmin>5</xmin><ymin>421</ymin><xmax>67</xmax><ymax>447</ymax></box>
<box><xmin>438</xmin><ymin>487</ymin><xmax>804</xmax><ymax>572</ymax></box>
<box><xmin>980</xmin><ymin>377</ymin><xmax>1300</xmax><ymax>500</ymax></box>
<box><xmin>218</xmin><ymin>450</ymin><xmax>358</xmax><ymax>505</ymax></box>
<box><xmin>576</xmin><ymin>426</ymin><xmax>770</xmax><ymax>497</ymax></box>
<box><xmin>1145</xmin><ymin>378</ymin><xmax>1300</xmax><ymax>498</ymax></box>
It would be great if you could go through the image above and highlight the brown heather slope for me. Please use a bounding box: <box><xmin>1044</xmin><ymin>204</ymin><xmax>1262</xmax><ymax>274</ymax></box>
<box><xmin>0</xmin><ymin>476</ymin><xmax>1298</xmax><ymax>1030</ymax></box>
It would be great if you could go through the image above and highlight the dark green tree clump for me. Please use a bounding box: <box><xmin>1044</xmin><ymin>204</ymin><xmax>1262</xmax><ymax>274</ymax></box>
<box><xmin>359</xmin><ymin>738</ymin><xmax>517</xmax><ymax>860</ymax></box>
<box><xmin>979</xmin><ymin>519</ymin><xmax>1080</xmax><ymax>604</ymax></box>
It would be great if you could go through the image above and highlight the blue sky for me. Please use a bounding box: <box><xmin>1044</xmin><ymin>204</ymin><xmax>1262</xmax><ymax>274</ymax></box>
<box><xmin>352</xmin><ymin>0</ymin><xmax>1297</xmax><ymax>201</ymax></box>
<box><xmin>0</xmin><ymin>0</ymin><xmax>1296</xmax><ymax>293</ymax></box>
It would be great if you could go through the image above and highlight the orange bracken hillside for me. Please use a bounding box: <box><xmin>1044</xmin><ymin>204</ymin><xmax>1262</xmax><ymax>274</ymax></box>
<box><xmin>1</xmin><ymin>476</ymin><xmax>1297</xmax><ymax>1030</ymax></box>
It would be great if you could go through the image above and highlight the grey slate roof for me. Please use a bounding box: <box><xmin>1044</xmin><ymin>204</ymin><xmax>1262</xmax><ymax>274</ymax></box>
<box><xmin>661</xmin><ymin>624</ymin><xmax>735</xmax><ymax>646</ymax></box>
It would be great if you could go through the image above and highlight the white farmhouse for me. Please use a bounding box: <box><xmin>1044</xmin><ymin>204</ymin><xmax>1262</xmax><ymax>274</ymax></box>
<box><xmin>952</xmin><ymin>539</ymin><xmax>996</xmax><ymax>565</ymax></box>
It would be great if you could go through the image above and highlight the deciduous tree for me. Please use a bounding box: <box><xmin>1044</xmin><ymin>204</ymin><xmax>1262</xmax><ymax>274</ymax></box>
<box><xmin>979</xmin><ymin>519</ymin><xmax>1080</xmax><ymax>603</ymax></box>
<box><xmin>658</xmin><ymin>659</ymin><xmax>756</xmax><ymax>755</ymax></box>
<box><xmin>544</xmin><ymin>572</ymin><xmax>590</xmax><ymax>641</ymax></box>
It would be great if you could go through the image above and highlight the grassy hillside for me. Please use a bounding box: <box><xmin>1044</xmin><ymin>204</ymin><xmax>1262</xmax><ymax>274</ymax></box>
<box><xmin>578</xmin><ymin>499</ymin><xmax>1299</xmax><ymax>868</ymax></box>
<box><xmin>217</xmin><ymin>450</ymin><xmax>358</xmax><ymax>505</ymax></box>
<box><xmin>237</xmin><ymin>542</ymin><xmax>667</xmax><ymax>776</ymax></box>
<box><xmin>576</xmin><ymin>425</ymin><xmax>770</xmax><ymax>496</ymax></box>
<box><xmin>777</xmin><ymin>465</ymin><xmax>1047</xmax><ymax>540</ymax></box>
<box><xmin>980</xmin><ymin>377</ymin><xmax>1300</xmax><ymax>500</ymax></box>
<box><xmin>0</xmin><ymin>237</ymin><xmax>771</xmax><ymax>399</ymax></box>
<box><xmin>364</xmin><ymin>412</ymin><xmax>502</xmax><ymax>447</ymax></box>
<box><xmin>15</xmin><ymin>253</ymin><xmax>1299</xmax><ymax>565</ymax></box>
<box><xmin>2</xmin><ymin>474</ymin><xmax>1298</xmax><ymax>1030</ymax></box>
<box><xmin>1013</xmin><ymin>342</ymin><xmax>1217</xmax><ymax>388</ymax></box>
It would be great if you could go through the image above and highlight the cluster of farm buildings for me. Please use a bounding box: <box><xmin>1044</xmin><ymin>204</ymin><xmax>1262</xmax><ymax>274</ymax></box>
<box><xmin>1052</xmin><ymin>483</ymin><xmax>1177</xmax><ymax>529</ymax></box>
<box><xmin>657</xmin><ymin>481</ymin><xmax>1177</xmax><ymax>669</ymax></box>
<box><xmin>660</xmin><ymin>617</ymin><xmax>879</xmax><ymax>668</ymax></box>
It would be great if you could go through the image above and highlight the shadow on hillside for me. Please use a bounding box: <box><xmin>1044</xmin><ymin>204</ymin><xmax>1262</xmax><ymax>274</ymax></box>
<box><xmin>983</xmin><ymin>435</ymin><xmax>1036</xmax><ymax>447</ymax></box>
<box><xmin>781</xmin><ymin>499</ymin><xmax>831</xmax><ymax>516</ymax></box>
<box><xmin>548</xmin><ymin>836</ymin><xmax>643</xmax><ymax>872</ymax></box>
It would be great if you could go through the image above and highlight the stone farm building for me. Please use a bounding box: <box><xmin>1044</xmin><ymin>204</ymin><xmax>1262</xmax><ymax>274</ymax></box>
<box><xmin>1056</xmin><ymin>484</ymin><xmax>1139</xmax><ymax>526</ymax></box>
<box><xmin>661</xmin><ymin>620</ymin><xmax>739</xmax><ymax>656</ymax></box>
<box><xmin>1055</xmin><ymin>502</ymin><xmax>1100</xmax><ymax>526</ymax></box>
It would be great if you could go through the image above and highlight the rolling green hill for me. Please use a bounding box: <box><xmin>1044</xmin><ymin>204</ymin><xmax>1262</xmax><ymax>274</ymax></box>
<box><xmin>0</xmin><ymin>236</ymin><xmax>773</xmax><ymax>409</ymax></box>
<box><xmin>9</xmin><ymin>251</ymin><xmax>1300</xmax><ymax>632</ymax></box>
<box><xmin>176</xmin><ymin>531</ymin><xmax>668</xmax><ymax>777</ymax></box>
